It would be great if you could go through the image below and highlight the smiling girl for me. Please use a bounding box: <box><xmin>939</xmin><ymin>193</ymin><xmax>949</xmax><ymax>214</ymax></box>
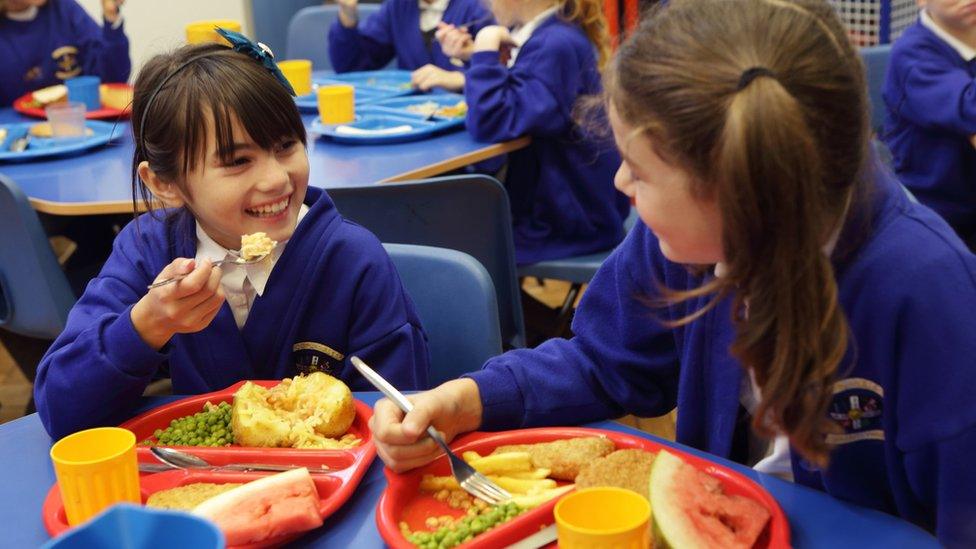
<box><xmin>35</xmin><ymin>38</ymin><xmax>430</xmax><ymax>439</ymax></box>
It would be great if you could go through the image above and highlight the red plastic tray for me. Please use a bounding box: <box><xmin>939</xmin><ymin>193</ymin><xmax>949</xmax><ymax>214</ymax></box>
<box><xmin>377</xmin><ymin>427</ymin><xmax>791</xmax><ymax>549</ymax></box>
<box><xmin>13</xmin><ymin>83</ymin><xmax>132</xmax><ymax>120</ymax></box>
<box><xmin>42</xmin><ymin>380</ymin><xmax>376</xmax><ymax>547</ymax></box>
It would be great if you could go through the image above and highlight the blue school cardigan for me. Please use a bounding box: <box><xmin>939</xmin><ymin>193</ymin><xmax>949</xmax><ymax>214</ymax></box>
<box><xmin>467</xmin><ymin>164</ymin><xmax>976</xmax><ymax>546</ymax></box>
<box><xmin>35</xmin><ymin>187</ymin><xmax>430</xmax><ymax>439</ymax></box>
<box><xmin>464</xmin><ymin>15</ymin><xmax>628</xmax><ymax>264</ymax></box>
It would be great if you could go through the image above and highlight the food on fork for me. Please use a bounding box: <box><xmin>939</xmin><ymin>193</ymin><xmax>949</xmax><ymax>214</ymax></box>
<box><xmin>239</xmin><ymin>231</ymin><xmax>277</xmax><ymax>261</ymax></box>
<box><xmin>491</xmin><ymin>436</ymin><xmax>615</xmax><ymax>480</ymax></box>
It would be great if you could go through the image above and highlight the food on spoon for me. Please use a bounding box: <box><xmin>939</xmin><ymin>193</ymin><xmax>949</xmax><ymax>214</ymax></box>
<box><xmin>146</xmin><ymin>482</ymin><xmax>243</xmax><ymax>510</ymax></box>
<box><xmin>491</xmin><ymin>436</ymin><xmax>615</xmax><ymax>480</ymax></box>
<box><xmin>575</xmin><ymin>448</ymin><xmax>657</xmax><ymax>499</ymax></box>
<box><xmin>650</xmin><ymin>450</ymin><xmax>771</xmax><ymax>549</ymax></box>
<box><xmin>192</xmin><ymin>467</ymin><xmax>323</xmax><ymax>546</ymax></box>
<box><xmin>232</xmin><ymin>372</ymin><xmax>360</xmax><ymax>448</ymax></box>
<box><xmin>239</xmin><ymin>231</ymin><xmax>277</xmax><ymax>261</ymax></box>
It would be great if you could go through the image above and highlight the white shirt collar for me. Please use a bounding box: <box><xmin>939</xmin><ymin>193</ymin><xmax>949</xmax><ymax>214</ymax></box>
<box><xmin>507</xmin><ymin>6</ymin><xmax>559</xmax><ymax>66</ymax></box>
<box><xmin>921</xmin><ymin>9</ymin><xmax>976</xmax><ymax>62</ymax></box>
<box><xmin>419</xmin><ymin>0</ymin><xmax>450</xmax><ymax>32</ymax></box>
<box><xmin>6</xmin><ymin>6</ymin><xmax>39</xmax><ymax>21</ymax></box>
<box><xmin>194</xmin><ymin>203</ymin><xmax>310</xmax><ymax>298</ymax></box>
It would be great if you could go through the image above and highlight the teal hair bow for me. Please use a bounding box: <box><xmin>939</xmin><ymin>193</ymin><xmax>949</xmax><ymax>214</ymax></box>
<box><xmin>215</xmin><ymin>27</ymin><xmax>297</xmax><ymax>96</ymax></box>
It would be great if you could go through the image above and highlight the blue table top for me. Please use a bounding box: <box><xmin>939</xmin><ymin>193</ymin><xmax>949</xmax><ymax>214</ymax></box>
<box><xmin>0</xmin><ymin>107</ymin><xmax>526</xmax><ymax>216</ymax></box>
<box><xmin>1</xmin><ymin>392</ymin><xmax>938</xmax><ymax>548</ymax></box>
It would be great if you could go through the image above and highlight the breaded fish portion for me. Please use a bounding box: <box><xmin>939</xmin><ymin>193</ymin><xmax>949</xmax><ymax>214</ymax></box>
<box><xmin>492</xmin><ymin>436</ymin><xmax>615</xmax><ymax>480</ymax></box>
<box><xmin>575</xmin><ymin>449</ymin><xmax>657</xmax><ymax>499</ymax></box>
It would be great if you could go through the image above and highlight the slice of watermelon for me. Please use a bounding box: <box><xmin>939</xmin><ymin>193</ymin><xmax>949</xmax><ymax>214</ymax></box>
<box><xmin>192</xmin><ymin>467</ymin><xmax>323</xmax><ymax>546</ymax></box>
<box><xmin>650</xmin><ymin>450</ymin><xmax>771</xmax><ymax>549</ymax></box>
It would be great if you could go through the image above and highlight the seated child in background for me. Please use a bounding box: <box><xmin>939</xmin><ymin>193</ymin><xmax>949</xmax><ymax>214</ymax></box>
<box><xmin>0</xmin><ymin>0</ymin><xmax>130</xmax><ymax>106</ymax></box>
<box><xmin>34</xmin><ymin>34</ymin><xmax>430</xmax><ymax>439</ymax></box>
<box><xmin>882</xmin><ymin>0</ymin><xmax>976</xmax><ymax>247</ymax></box>
<box><xmin>328</xmin><ymin>0</ymin><xmax>492</xmax><ymax>91</ymax></box>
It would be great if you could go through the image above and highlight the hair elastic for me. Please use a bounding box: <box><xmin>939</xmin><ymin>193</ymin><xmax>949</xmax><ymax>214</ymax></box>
<box><xmin>737</xmin><ymin>66</ymin><xmax>776</xmax><ymax>90</ymax></box>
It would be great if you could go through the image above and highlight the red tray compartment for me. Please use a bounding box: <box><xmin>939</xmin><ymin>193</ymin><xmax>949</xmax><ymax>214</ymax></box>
<box><xmin>377</xmin><ymin>427</ymin><xmax>791</xmax><ymax>549</ymax></box>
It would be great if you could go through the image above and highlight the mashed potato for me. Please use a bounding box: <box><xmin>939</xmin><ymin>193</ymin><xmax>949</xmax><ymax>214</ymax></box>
<box><xmin>239</xmin><ymin>232</ymin><xmax>277</xmax><ymax>261</ymax></box>
<box><xmin>231</xmin><ymin>373</ymin><xmax>360</xmax><ymax>449</ymax></box>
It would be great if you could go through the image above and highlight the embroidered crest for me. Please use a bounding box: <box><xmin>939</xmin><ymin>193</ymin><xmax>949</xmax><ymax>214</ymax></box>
<box><xmin>292</xmin><ymin>341</ymin><xmax>344</xmax><ymax>376</ymax></box>
<box><xmin>52</xmin><ymin>46</ymin><xmax>81</xmax><ymax>80</ymax></box>
<box><xmin>826</xmin><ymin>378</ymin><xmax>884</xmax><ymax>445</ymax></box>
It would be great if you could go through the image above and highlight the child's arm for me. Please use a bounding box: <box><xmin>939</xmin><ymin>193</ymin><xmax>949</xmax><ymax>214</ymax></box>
<box><xmin>903</xmin><ymin>430</ymin><xmax>976</xmax><ymax>546</ymax></box>
<box><xmin>888</xmin><ymin>46</ymin><xmax>976</xmax><ymax>135</ymax></box>
<box><xmin>65</xmin><ymin>0</ymin><xmax>131</xmax><ymax>84</ymax></box>
<box><xmin>327</xmin><ymin>1</ymin><xmax>397</xmax><ymax>73</ymax></box>
<box><xmin>466</xmin><ymin>225</ymin><xmax>681</xmax><ymax>430</ymax></box>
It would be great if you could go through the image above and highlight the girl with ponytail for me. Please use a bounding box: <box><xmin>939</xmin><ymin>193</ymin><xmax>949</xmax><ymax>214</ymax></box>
<box><xmin>370</xmin><ymin>1</ymin><xmax>976</xmax><ymax>545</ymax></box>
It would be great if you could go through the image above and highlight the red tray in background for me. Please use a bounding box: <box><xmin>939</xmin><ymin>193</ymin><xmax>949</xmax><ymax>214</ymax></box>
<box><xmin>377</xmin><ymin>427</ymin><xmax>791</xmax><ymax>549</ymax></box>
<box><xmin>42</xmin><ymin>380</ymin><xmax>376</xmax><ymax>547</ymax></box>
<box><xmin>13</xmin><ymin>83</ymin><xmax>133</xmax><ymax>120</ymax></box>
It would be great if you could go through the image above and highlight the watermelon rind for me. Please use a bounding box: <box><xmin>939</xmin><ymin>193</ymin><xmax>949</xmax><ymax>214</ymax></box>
<box><xmin>649</xmin><ymin>450</ymin><xmax>711</xmax><ymax>549</ymax></box>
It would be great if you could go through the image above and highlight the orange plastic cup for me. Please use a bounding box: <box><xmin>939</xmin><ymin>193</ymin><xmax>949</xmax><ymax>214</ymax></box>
<box><xmin>554</xmin><ymin>487</ymin><xmax>652</xmax><ymax>549</ymax></box>
<box><xmin>317</xmin><ymin>84</ymin><xmax>355</xmax><ymax>124</ymax></box>
<box><xmin>278</xmin><ymin>59</ymin><xmax>313</xmax><ymax>96</ymax></box>
<box><xmin>50</xmin><ymin>427</ymin><xmax>141</xmax><ymax>526</ymax></box>
<box><xmin>185</xmin><ymin>19</ymin><xmax>242</xmax><ymax>45</ymax></box>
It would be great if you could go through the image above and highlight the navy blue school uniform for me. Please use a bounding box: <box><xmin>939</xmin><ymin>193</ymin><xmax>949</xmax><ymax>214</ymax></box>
<box><xmin>0</xmin><ymin>0</ymin><xmax>130</xmax><ymax>106</ymax></box>
<box><xmin>328</xmin><ymin>0</ymin><xmax>492</xmax><ymax>73</ymax></box>
<box><xmin>34</xmin><ymin>187</ymin><xmax>430</xmax><ymax>439</ymax></box>
<box><xmin>464</xmin><ymin>15</ymin><xmax>629</xmax><ymax>265</ymax></box>
<box><xmin>466</xmin><ymin>164</ymin><xmax>976</xmax><ymax>546</ymax></box>
<box><xmin>882</xmin><ymin>19</ymin><xmax>976</xmax><ymax>244</ymax></box>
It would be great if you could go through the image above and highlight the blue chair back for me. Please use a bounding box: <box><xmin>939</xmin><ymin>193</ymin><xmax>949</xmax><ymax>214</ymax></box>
<box><xmin>861</xmin><ymin>44</ymin><xmax>892</xmax><ymax>133</ymax></box>
<box><xmin>285</xmin><ymin>4</ymin><xmax>383</xmax><ymax>70</ymax></box>
<box><xmin>249</xmin><ymin>0</ymin><xmax>320</xmax><ymax>56</ymax></box>
<box><xmin>329</xmin><ymin>175</ymin><xmax>526</xmax><ymax>349</ymax></box>
<box><xmin>0</xmin><ymin>174</ymin><xmax>74</xmax><ymax>339</ymax></box>
<box><xmin>384</xmin><ymin>244</ymin><xmax>502</xmax><ymax>386</ymax></box>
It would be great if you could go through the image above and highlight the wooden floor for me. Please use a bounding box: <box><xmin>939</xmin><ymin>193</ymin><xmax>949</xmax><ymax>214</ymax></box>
<box><xmin>0</xmin><ymin>278</ymin><xmax>675</xmax><ymax>439</ymax></box>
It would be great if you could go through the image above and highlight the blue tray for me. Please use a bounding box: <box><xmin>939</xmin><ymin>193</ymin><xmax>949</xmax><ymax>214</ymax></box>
<box><xmin>294</xmin><ymin>71</ymin><xmax>416</xmax><ymax>113</ymax></box>
<box><xmin>0</xmin><ymin>120</ymin><xmax>118</xmax><ymax>162</ymax></box>
<box><xmin>310</xmin><ymin>106</ymin><xmax>464</xmax><ymax>145</ymax></box>
<box><xmin>368</xmin><ymin>93</ymin><xmax>467</xmax><ymax>122</ymax></box>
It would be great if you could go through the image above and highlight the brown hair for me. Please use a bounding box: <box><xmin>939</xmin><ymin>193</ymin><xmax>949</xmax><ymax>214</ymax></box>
<box><xmin>130</xmin><ymin>42</ymin><xmax>307</xmax><ymax>217</ymax></box>
<box><xmin>607</xmin><ymin>0</ymin><xmax>870</xmax><ymax>465</ymax></box>
<box><xmin>556</xmin><ymin>0</ymin><xmax>612</xmax><ymax>70</ymax></box>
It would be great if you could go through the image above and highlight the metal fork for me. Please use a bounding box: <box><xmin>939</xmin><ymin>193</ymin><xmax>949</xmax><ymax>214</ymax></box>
<box><xmin>350</xmin><ymin>356</ymin><xmax>511</xmax><ymax>505</ymax></box>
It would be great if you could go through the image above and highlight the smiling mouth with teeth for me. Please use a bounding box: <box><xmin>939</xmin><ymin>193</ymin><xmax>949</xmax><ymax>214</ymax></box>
<box><xmin>245</xmin><ymin>196</ymin><xmax>290</xmax><ymax>218</ymax></box>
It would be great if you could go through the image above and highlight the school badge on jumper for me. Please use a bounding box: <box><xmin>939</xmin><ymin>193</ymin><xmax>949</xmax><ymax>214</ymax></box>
<box><xmin>826</xmin><ymin>377</ymin><xmax>884</xmax><ymax>445</ymax></box>
<box><xmin>292</xmin><ymin>341</ymin><xmax>344</xmax><ymax>376</ymax></box>
<box><xmin>52</xmin><ymin>45</ymin><xmax>81</xmax><ymax>80</ymax></box>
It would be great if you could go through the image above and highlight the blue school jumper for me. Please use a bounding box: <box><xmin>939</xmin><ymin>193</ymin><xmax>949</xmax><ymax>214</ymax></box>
<box><xmin>467</xmin><ymin>165</ymin><xmax>976</xmax><ymax>546</ymax></box>
<box><xmin>328</xmin><ymin>0</ymin><xmax>491</xmax><ymax>73</ymax></box>
<box><xmin>35</xmin><ymin>188</ymin><xmax>430</xmax><ymax>439</ymax></box>
<box><xmin>464</xmin><ymin>15</ymin><xmax>628</xmax><ymax>265</ymax></box>
<box><xmin>882</xmin><ymin>20</ymin><xmax>976</xmax><ymax>244</ymax></box>
<box><xmin>0</xmin><ymin>0</ymin><xmax>130</xmax><ymax>106</ymax></box>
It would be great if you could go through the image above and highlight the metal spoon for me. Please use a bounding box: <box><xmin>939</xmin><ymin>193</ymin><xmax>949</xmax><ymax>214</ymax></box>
<box><xmin>149</xmin><ymin>447</ymin><xmax>330</xmax><ymax>474</ymax></box>
<box><xmin>146</xmin><ymin>252</ymin><xmax>270</xmax><ymax>290</ymax></box>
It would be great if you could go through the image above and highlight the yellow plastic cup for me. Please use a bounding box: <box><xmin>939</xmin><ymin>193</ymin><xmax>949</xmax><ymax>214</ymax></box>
<box><xmin>554</xmin><ymin>487</ymin><xmax>652</xmax><ymax>549</ymax></box>
<box><xmin>185</xmin><ymin>19</ymin><xmax>242</xmax><ymax>45</ymax></box>
<box><xmin>278</xmin><ymin>59</ymin><xmax>313</xmax><ymax>96</ymax></box>
<box><xmin>317</xmin><ymin>84</ymin><xmax>355</xmax><ymax>124</ymax></box>
<box><xmin>50</xmin><ymin>427</ymin><xmax>141</xmax><ymax>526</ymax></box>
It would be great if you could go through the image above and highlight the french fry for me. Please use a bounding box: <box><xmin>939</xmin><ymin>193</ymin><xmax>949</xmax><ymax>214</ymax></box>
<box><xmin>420</xmin><ymin>474</ymin><xmax>460</xmax><ymax>492</ymax></box>
<box><xmin>468</xmin><ymin>452</ymin><xmax>532</xmax><ymax>475</ymax></box>
<box><xmin>462</xmin><ymin>451</ymin><xmax>483</xmax><ymax>463</ymax></box>
<box><xmin>511</xmin><ymin>485</ymin><xmax>575</xmax><ymax>509</ymax></box>
<box><xmin>504</xmin><ymin>468</ymin><xmax>551</xmax><ymax>480</ymax></box>
<box><xmin>487</xmin><ymin>475</ymin><xmax>557</xmax><ymax>494</ymax></box>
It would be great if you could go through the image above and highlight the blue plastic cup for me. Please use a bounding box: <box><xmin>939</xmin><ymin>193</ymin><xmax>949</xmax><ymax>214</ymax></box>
<box><xmin>65</xmin><ymin>76</ymin><xmax>101</xmax><ymax>111</ymax></box>
<box><xmin>41</xmin><ymin>503</ymin><xmax>225</xmax><ymax>549</ymax></box>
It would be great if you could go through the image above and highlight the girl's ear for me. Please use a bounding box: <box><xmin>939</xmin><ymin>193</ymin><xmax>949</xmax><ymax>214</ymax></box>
<box><xmin>138</xmin><ymin>161</ymin><xmax>185</xmax><ymax>208</ymax></box>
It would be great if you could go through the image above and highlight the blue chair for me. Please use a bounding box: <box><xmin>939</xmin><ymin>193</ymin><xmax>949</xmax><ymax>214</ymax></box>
<box><xmin>384</xmin><ymin>244</ymin><xmax>502</xmax><ymax>386</ymax></box>
<box><xmin>0</xmin><ymin>174</ymin><xmax>74</xmax><ymax>340</ymax></box>
<box><xmin>517</xmin><ymin>208</ymin><xmax>639</xmax><ymax>336</ymax></box>
<box><xmin>249</xmin><ymin>0</ymin><xmax>320</xmax><ymax>56</ymax></box>
<box><xmin>285</xmin><ymin>4</ymin><xmax>383</xmax><ymax>70</ymax></box>
<box><xmin>861</xmin><ymin>44</ymin><xmax>892</xmax><ymax>134</ymax></box>
<box><xmin>329</xmin><ymin>175</ymin><xmax>526</xmax><ymax>349</ymax></box>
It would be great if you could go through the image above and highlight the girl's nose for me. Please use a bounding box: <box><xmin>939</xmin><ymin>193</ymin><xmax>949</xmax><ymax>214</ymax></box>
<box><xmin>256</xmin><ymin>156</ymin><xmax>291</xmax><ymax>192</ymax></box>
<box><xmin>613</xmin><ymin>163</ymin><xmax>634</xmax><ymax>196</ymax></box>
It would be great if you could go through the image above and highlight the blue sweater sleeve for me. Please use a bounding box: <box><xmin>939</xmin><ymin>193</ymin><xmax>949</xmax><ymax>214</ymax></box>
<box><xmin>34</xmin><ymin>229</ymin><xmax>168</xmax><ymax>439</ymax></box>
<box><xmin>904</xmin><ymin>430</ymin><xmax>976</xmax><ymax>548</ymax></box>
<box><xmin>889</xmin><ymin>46</ymin><xmax>976</xmax><ymax>135</ymax></box>
<box><xmin>64</xmin><ymin>0</ymin><xmax>130</xmax><ymax>83</ymax></box>
<box><xmin>327</xmin><ymin>4</ymin><xmax>396</xmax><ymax>73</ymax></box>
<box><xmin>467</xmin><ymin>225</ymin><xmax>681</xmax><ymax>430</ymax></box>
<box><xmin>464</xmin><ymin>33</ymin><xmax>585</xmax><ymax>142</ymax></box>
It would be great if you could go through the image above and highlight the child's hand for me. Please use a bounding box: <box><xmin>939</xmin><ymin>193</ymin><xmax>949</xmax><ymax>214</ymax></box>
<box><xmin>102</xmin><ymin>0</ymin><xmax>123</xmax><ymax>24</ymax></box>
<box><xmin>473</xmin><ymin>25</ymin><xmax>516</xmax><ymax>53</ymax></box>
<box><xmin>131</xmin><ymin>258</ymin><xmax>225</xmax><ymax>350</ymax></box>
<box><xmin>370</xmin><ymin>379</ymin><xmax>483</xmax><ymax>473</ymax></box>
<box><xmin>436</xmin><ymin>22</ymin><xmax>475</xmax><ymax>62</ymax></box>
<box><xmin>335</xmin><ymin>0</ymin><xmax>359</xmax><ymax>28</ymax></box>
<box><xmin>970</xmin><ymin>134</ymin><xmax>976</xmax><ymax>149</ymax></box>
<box><xmin>411</xmin><ymin>64</ymin><xmax>465</xmax><ymax>92</ymax></box>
